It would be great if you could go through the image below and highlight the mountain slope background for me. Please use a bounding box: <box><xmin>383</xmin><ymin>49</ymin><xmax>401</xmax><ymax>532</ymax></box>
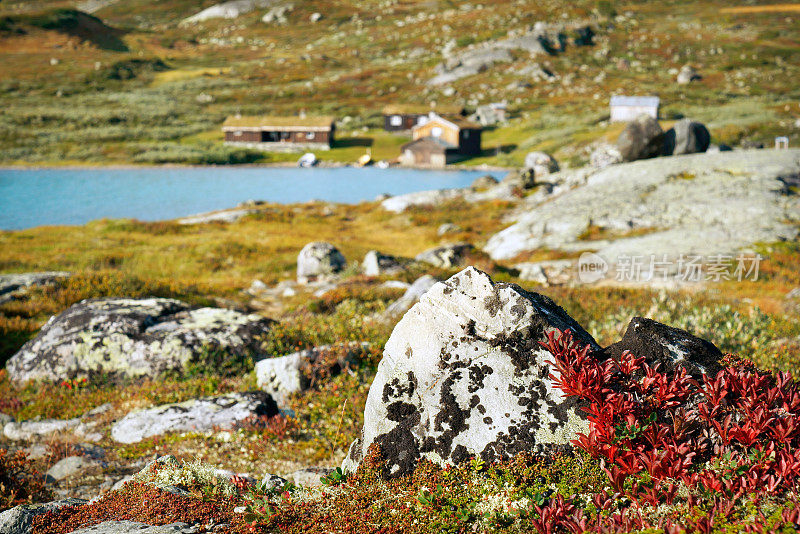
<box><xmin>0</xmin><ymin>0</ymin><xmax>798</xmax><ymax>166</ymax></box>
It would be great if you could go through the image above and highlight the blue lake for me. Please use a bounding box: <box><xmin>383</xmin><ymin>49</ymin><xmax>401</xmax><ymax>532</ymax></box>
<box><xmin>0</xmin><ymin>167</ymin><xmax>507</xmax><ymax>230</ymax></box>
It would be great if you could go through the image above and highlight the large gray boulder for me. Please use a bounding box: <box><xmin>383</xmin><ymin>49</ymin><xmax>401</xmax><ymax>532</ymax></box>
<box><xmin>0</xmin><ymin>499</ymin><xmax>86</xmax><ymax>534</ymax></box>
<box><xmin>297</xmin><ymin>242</ymin><xmax>347</xmax><ymax>284</ymax></box>
<box><xmin>6</xmin><ymin>298</ymin><xmax>272</xmax><ymax>384</ymax></box>
<box><xmin>255</xmin><ymin>343</ymin><xmax>369</xmax><ymax>406</ymax></box>
<box><xmin>110</xmin><ymin>392</ymin><xmax>278</xmax><ymax>444</ymax></box>
<box><xmin>616</xmin><ymin>114</ymin><xmax>665</xmax><ymax>161</ymax></box>
<box><xmin>343</xmin><ymin>267</ymin><xmax>599</xmax><ymax>477</ymax></box>
<box><xmin>664</xmin><ymin>119</ymin><xmax>711</xmax><ymax>156</ymax></box>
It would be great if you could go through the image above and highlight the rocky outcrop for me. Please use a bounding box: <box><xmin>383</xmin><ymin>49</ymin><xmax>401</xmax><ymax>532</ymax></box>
<box><xmin>343</xmin><ymin>267</ymin><xmax>599</xmax><ymax>477</ymax></box>
<box><xmin>589</xmin><ymin>143</ymin><xmax>623</xmax><ymax>169</ymax></box>
<box><xmin>111</xmin><ymin>392</ymin><xmax>279</xmax><ymax>444</ymax></box>
<box><xmin>0</xmin><ymin>272</ymin><xmax>70</xmax><ymax>305</ymax></box>
<box><xmin>6</xmin><ymin>298</ymin><xmax>273</xmax><ymax>383</ymax></box>
<box><xmin>288</xmin><ymin>467</ymin><xmax>334</xmax><ymax>487</ymax></box>
<box><xmin>664</xmin><ymin>119</ymin><xmax>710</xmax><ymax>156</ymax></box>
<box><xmin>362</xmin><ymin>251</ymin><xmax>404</xmax><ymax>277</ymax></box>
<box><xmin>616</xmin><ymin>114</ymin><xmax>665</xmax><ymax>161</ymax></box>
<box><xmin>471</xmin><ymin>175</ymin><xmax>499</xmax><ymax>190</ymax></box>
<box><xmin>46</xmin><ymin>455</ymin><xmax>102</xmax><ymax>482</ymax></box>
<box><xmin>297</xmin><ymin>242</ymin><xmax>347</xmax><ymax>284</ymax></box>
<box><xmin>4</xmin><ymin>417</ymin><xmax>100</xmax><ymax>442</ymax></box>
<box><xmin>415</xmin><ymin>243</ymin><xmax>473</xmax><ymax>268</ymax></box>
<box><xmin>380</xmin><ymin>189</ymin><xmax>464</xmax><ymax>213</ymax></box>
<box><xmin>598</xmin><ymin>317</ymin><xmax>723</xmax><ymax>377</ymax></box>
<box><xmin>177</xmin><ymin>208</ymin><xmax>255</xmax><ymax>225</ymax></box>
<box><xmin>383</xmin><ymin>275</ymin><xmax>438</xmax><ymax>319</ymax></box>
<box><xmin>0</xmin><ymin>499</ymin><xmax>87</xmax><ymax>534</ymax></box>
<box><xmin>255</xmin><ymin>343</ymin><xmax>369</xmax><ymax>406</ymax></box>
<box><xmin>484</xmin><ymin>150</ymin><xmax>800</xmax><ymax>267</ymax></box>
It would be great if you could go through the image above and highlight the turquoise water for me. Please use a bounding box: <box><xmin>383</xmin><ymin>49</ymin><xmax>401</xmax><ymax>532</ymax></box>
<box><xmin>0</xmin><ymin>167</ymin><xmax>506</xmax><ymax>230</ymax></box>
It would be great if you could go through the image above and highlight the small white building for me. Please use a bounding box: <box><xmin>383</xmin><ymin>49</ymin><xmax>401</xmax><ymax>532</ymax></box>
<box><xmin>609</xmin><ymin>96</ymin><xmax>660</xmax><ymax>122</ymax></box>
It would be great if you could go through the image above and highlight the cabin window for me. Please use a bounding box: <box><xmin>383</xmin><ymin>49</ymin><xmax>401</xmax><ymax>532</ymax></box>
<box><xmin>463</xmin><ymin>130</ymin><xmax>470</xmax><ymax>139</ymax></box>
<box><xmin>431</xmin><ymin>126</ymin><xmax>443</xmax><ymax>138</ymax></box>
<box><xmin>390</xmin><ymin>115</ymin><xmax>403</xmax><ymax>126</ymax></box>
<box><xmin>280</xmin><ymin>132</ymin><xmax>291</xmax><ymax>140</ymax></box>
<box><xmin>306</xmin><ymin>132</ymin><xmax>316</xmax><ymax>140</ymax></box>
<box><xmin>234</xmin><ymin>131</ymin><xmax>243</xmax><ymax>137</ymax></box>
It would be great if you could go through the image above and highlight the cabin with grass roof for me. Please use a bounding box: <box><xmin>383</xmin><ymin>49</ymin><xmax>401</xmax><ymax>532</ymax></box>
<box><xmin>399</xmin><ymin>112</ymin><xmax>482</xmax><ymax>167</ymax></box>
<box><xmin>222</xmin><ymin>115</ymin><xmax>335</xmax><ymax>151</ymax></box>
<box><xmin>382</xmin><ymin>104</ymin><xmax>466</xmax><ymax>132</ymax></box>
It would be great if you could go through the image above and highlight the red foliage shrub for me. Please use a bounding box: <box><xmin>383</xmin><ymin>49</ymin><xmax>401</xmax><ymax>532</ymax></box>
<box><xmin>0</xmin><ymin>449</ymin><xmax>51</xmax><ymax>512</ymax></box>
<box><xmin>538</xmin><ymin>329</ymin><xmax>800</xmax><ymax>532</ymax></box>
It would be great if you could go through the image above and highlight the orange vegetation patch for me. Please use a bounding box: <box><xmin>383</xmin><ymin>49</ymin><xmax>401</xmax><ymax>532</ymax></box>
<box><xmin>721</xmin><ymin>4</ymin><xmax>800</xmax><ymax>13</ymax></box>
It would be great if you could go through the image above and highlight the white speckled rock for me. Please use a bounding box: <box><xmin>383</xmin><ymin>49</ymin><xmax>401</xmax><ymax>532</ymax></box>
<box><xmin>255</xmin><ymin>343</ymin><xmax>369</xmax><ymax>406</ymax></box>
<box><xmin>6</xmin><ymin>298</ymin><xmax>273</xmax><ymax>384</ymax></box>
<box><xmin>383</xmin><ymin>275</ymin><xmax>438</xmax><ymax>319</ymax></box>
<box><xmin>111</xmin><ymin>392</ymin><xmax>279</xmax><ymax>444</ymax></box>
<box><xmin>414</xmin><ymin>243</ymin><xmax>473</xmax><ymax>268</ymax></box>
<box><xmin>182</xmin><ymin>0</ymin><xmax>273</xmax><ymax>23</ymax></box>
<box><xmin>296</xmin><ymin>242</ymin><xmax>347</xmax><ymax>284</ymax></box>
<box><xmin>362</xmin><ymin>251</ymin><xmax>404</xmax><ymax>276</ymax></box>
<box><xmin>343</xmin><ymin>267</ymin><xmax>599</xmax><ymax>477</ymax></box>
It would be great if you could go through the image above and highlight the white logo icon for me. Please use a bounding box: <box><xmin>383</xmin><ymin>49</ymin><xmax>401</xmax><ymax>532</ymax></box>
<box><xmin>577</xmin><ymin>252</ymin><xmax>608</xmax><ymax>283</ymax></box>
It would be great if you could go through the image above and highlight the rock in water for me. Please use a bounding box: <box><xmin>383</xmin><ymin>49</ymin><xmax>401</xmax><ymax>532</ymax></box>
<box><xmin>6</xmin><ymin>298</ymin><xmax>272</xmax><ymax>384</ymax></box>
<box><xmin>599</xmin><ymin>317</ymin><xmax>723</xmax><ymax>377</ymax></box>
<box><xmin>616</xmin><ymin>114</ymin><xmax>665</xmax><ymax>161</ymax></box>
<box><xmin>664</xmin><ymin>118</ymin><xmax>711</xmax><ymax>156</ymax></box>
<box><xmin>111</xmin><ymin>392</ymin><xmax>278</xmax><ymax>444</ymax></box>
<box><xmin>297</xmin><ymin>242</ymin><xmax>347</xmax><ymax>284</ymax></box>
<box><xmin>343</xmin><ymin>267</ymin><xmax>599</xmax><ymax>477</ymax></box>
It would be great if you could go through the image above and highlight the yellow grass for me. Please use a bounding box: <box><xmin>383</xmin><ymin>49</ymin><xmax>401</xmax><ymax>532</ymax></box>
<box><xmin>721</xmin><ymin>4</ymin><xmax>800</xmax><ymax>13</ymax></box>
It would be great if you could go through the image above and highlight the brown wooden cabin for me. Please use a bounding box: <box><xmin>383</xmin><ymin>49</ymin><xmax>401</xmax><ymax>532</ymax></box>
<box><xmin>382</xmin><ymin>104</ymin><xmax>466</xmax><ymax>132</ymax></box>
<box><xmin>222</xmin><ymin>115</ymin><xmax>335</xmax><ymax>151</ymax></box>
<box><xmin>399</xmin><ymin>112</ymin><xmax>482</xmax><ymax>167</ymax></box>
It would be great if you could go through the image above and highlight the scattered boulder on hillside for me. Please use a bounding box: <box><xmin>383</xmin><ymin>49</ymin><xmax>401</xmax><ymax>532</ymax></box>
<box><xmin>262</xmin><ymin>3</ymin><xmax>293</xmax><ymax>23</ymax></box>
<box><xmin>0</xmin><ymin>499</ymin><xmax>87</xmax><ymax>534</ymax></box>
<box><xmin>430</xmin><ymin>48</ymin><xmax>513</xmax><ymax>85</ymax></box>
<box><xmin>470</xmin><ymin>104</ymin><xmax>507</xmax><ymax>126</ymax></box>
<box><xmin>343</xmin><ymin>267</ymin><xmax>599</xmax><ymax>477</ymax></box>
<box><xmin>415</xmin><ymin>243</ymin><xmax>473</xmax><ymax>268</ymax></box>
<box><xmin>362</xmin><ymin>250</ymin><xmax>404</xmax><ymax>277</ymax></box>
<box><xmin>616</xmin><ymin>114</ymin><xmax>665</xmax><ymax>161</ymax></box>
<box><xmin>46</xmin><ymin>455</ymin><xmax>102</xmax><ymax>482</ymax></box>
<box><xmin>516</xmin><ymin>260</ymin><xmax>573</xmax><ymax>287</ymax></box>
<box><xmin>471</xmin><ymin>174</ymin><xmax>499</xmax><ymax>190</ymax></box>
<box><xmin>297</xmin><ymin>242</ymin><xmax>347</xmax><ymax>284</ymax></box>
<box><xmin>383</xmin><ymin>275</ymin><xmax>439</xmax><ymax>319</ymax></box>
<box><xmin>111</xmin><ymin>392</ymin><xmax>279</xmax><ymax>444</ymax></box>
<box><xmin>589</xmin><ymin>143</ymin><xmax>624</xmax><ymax>168</ymax></box>
<box><xmin>677</xmin><ymin>64</ymin><xmax>701</xmax><ymax>85</ymax></box>
<box><xmin>5</xmin><ymin>416</ymin><xmax>102</xmax><ymax>442</ymax></box>
<box><xmin>0</xmin><ymin>412</ymin><xmax>13</xmax><ymax>426</ymax></box>
<box><xmin>183</xmin><ymin>0</ymin><xmax>273</xmax><ymax>23</ymax></box>
<box><xmin>574</xmin><ymin>25</ymin><xmax>595</xmax><ymax>46</ymax></box>
<box><xmin>255</xmin><ymin>342</ymin><xmax>370</xmax><ymax>406</ymax></box>
<box><xmin>598</xmin><ymin>317</ymin><xmax>723</xmax><ymax>377</ymax></box>
<box><xmin>524</xmin><ymin>152</ymin><xmax>559</xmax><ymax>178</ymax></box>
<box><xmin>380</xmin><ymin>188</ymin><xmax>464</xmax><ymax>213</ymax></box>
<box><xmin>664</xmin><ymin>119</ymin><xmax>711</xmax><ymax>156</ymax></box>
<box><xmin>0</xmin><ymin>271</ymin><xmax>70</xmax><ymax>305</ymax></box>
<box><xmin>177</xmin><ymin>208</ymin><xmax>255</xmax><ymax>225</ymax></box>
<box><xmin>6</xmin><ymin>298</ymin><xmax>273</xmax><ymax>384</ymax></box>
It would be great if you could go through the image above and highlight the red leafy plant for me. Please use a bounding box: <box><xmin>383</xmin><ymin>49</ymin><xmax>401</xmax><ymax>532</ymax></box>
<box><xmin>0</xmin><ymin>449</ymin><xmax>51</xmax><ymax>511</ymax></box>
<box><xmin>531</xmin><ymin>329</ymin><xmax>800</xmax><ymax>533</ymax></box>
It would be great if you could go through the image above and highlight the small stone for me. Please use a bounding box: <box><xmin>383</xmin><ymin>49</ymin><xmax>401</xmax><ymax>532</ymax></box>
<box><xmin>383</xmin><ymin>275</ymin><xmax>438</xmax><ymax>318</ymax></box>
<box><xmin>415</xmin><ymin>243</ymin><xmax>473</xmax><ymax>268</ymax></box>
<box><xmin>362</xmin><ymin>251</ymin><xmax>404</xmax><ymax>276</ymax></box>
<box><xmin>523</xmin><ymin>152</ymin><xmax>559</xmax><ymax>177</ymax></box>
<box><xmin>288</xmin><ymin>467</ymin><xmax>334</xmax><ymax>487</ymax></box>
<box><xmin>297</xmin><ymin>242</ymin><xmax>347</xmax><ymax>284</ymax></box>
<box><xmin>471</xmin><ymin>174</ymin><xmax>499</xmax><ymax>190</ymax></box>
<box><xmin>437</xmin><ymin>223</ymin><xmax>462</xmax><ymax>236</ymax></box>
<box><xmin>46</xmin><ymin>456</ymin><xmax>99</xmax><ymax>482</ymax></box>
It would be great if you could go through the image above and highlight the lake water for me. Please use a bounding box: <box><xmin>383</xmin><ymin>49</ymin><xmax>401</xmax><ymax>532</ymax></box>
<box><xmin>0</xmin><ymin>167</ymin><xmax>507</xmax><ymax>230</ymax></box>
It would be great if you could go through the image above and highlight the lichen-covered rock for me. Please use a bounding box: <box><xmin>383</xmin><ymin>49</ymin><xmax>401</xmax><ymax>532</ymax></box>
<box><xmin>4</xmin><ymin>417</ymin><xmax>80</xmax><ymax>441</ymax></box>
<box><xmin>343</xmin><ymin>267</ymin><xmax>599</xmax><ymax>477</ymax></box>
<box><xmin>414</xmin><ymin>243</ymin><xmax>473</xmax><ymax>268</ymax></box>
<box><xmin>362</xmin><ymin>251</ymin><xmax>404</xmax><ymax>277</ymax></box>
<box><xmin>616</xmin><ymin>114</ymin><xmax>665</xmax><ymax>161</ymax></box>
<box><xmin>296</xmin><ymin>242</ymin><xmax>347</xmax><ymax>284</ymax></box>
<box><xmin>598</xmin><ymin>317</ymin><xmax>723</xmax><ymax>378</ymax></box>
<box><xmin>6</xmin><ymin>298</ymin><xmax>272</xmax><ymax>384</ymax></box>
<box><xmin>0</xmin><ymin>499</ymin><xmax>86</xmax><ymax>534</ymax></box>
<box><xmin>110</xmin><ymin>392</ymin><xmax>279</xmax><ymax>444</ymax></box>
<box><xmin>255</xmin><ymin>343</ymin><xmax>369</xmax><ymax>406</ymax></box>
<box><xmin>524</xmin><ymin>152</ymin><xmax>559</xmax><ymax>178</ymax></box>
